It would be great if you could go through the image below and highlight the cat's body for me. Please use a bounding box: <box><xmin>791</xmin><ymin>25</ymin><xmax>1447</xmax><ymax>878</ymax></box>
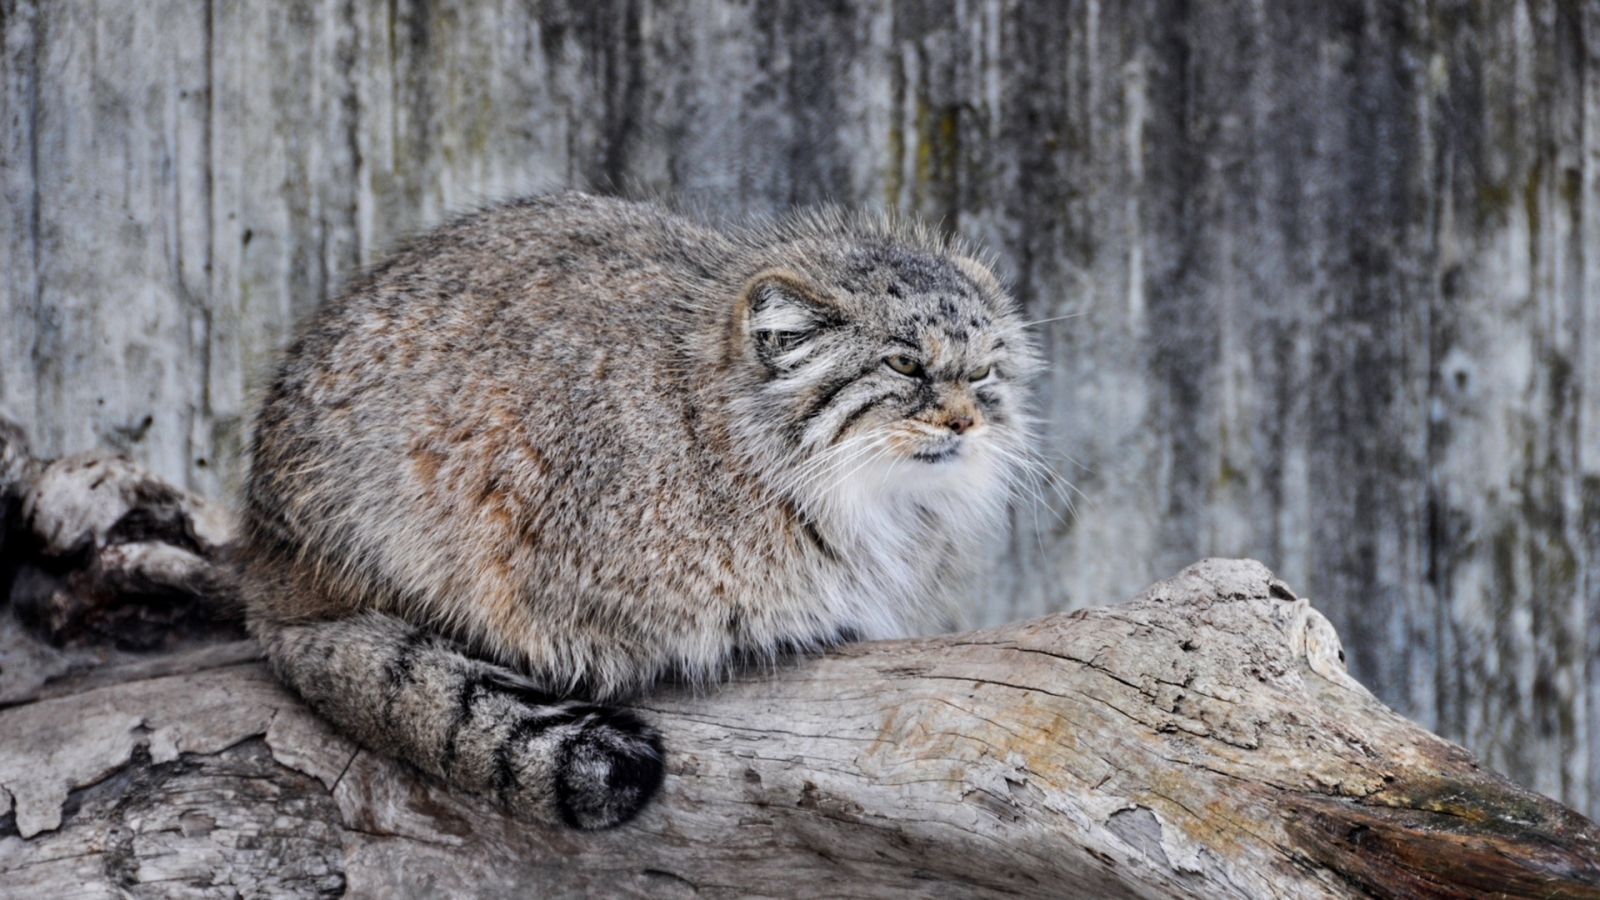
<box><xmin>240</xmin><ymin>193</ymin><xmax>1038</xmax><ymax>828</ymax></box>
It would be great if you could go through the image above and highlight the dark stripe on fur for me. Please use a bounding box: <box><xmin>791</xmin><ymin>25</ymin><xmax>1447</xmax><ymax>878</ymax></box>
<box><xmin>832</xmin><ymin>391</ymin><xmax>895</xmax><ymax>442</ymax></box>
<box><xmin>904</xmin><ymin>384</ymin><xmax>937</xmax><ymax>419</ymax></box>
<box><xmin>492</xmin><ymin>703</ymin><xmax>606</xmax><ymax>808</ymax></box>
<box><xmin>801</xmin><ymin>516</ymin><xmax>837</xmax><ymax>562</ymax></box>
<box><xmin>477</xmin><ymin>667</ymin><xmax>563</xmax><ymax>706</ymax></box>
<box><xmin>796</xmin><ymin>360</ymin><xmax>880</xmax><ymax>432</ymax></box>
<box><xmin>442</xmin><ymin>668</ymin><xmax>518</xmax><ymax>774</ymax></box>
<box><xmin>440</xmin><ymin>684</ymin><xmax>471</xmax><ymax>773</ymax></box>
<box><xmin>551</xmin><ymin>720</ymin><xmax>583</xmax><ymax>828</ymax></box>
<box><xmin>381</xmin><ymin>627</ymin><xmax>431</xmax><ymax>718</ymax></box>
<box><xmin>255</xmin><ymin>612</ymin><xmax>664</xmax><ymax>829</ymax></box>
<box><xmin>494</xmin><ymin>713</ymin><xmax>553</xmax><ymax>804</ymax></box>
<box><xmin>780</xmin><ymin>497</ymin><xmax>838</xmax><ymax>562</ymax></box>
<box><xmin>975</xmin><ymin>388</ymin><xmax>1009</xmax><ymax>425</ymax></box>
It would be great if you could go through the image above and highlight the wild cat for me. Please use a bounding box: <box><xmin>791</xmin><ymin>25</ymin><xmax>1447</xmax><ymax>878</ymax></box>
<box><xmin>238</xmin><ymin>193</ymin><xmax>1041</xmax><ymax>828</ymax></box>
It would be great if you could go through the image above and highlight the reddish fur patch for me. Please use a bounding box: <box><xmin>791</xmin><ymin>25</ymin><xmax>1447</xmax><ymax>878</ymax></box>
<box><xmin>409</xmin><ymin>446</ymin><xmax>447</xmax><ymax>486</ymax></box>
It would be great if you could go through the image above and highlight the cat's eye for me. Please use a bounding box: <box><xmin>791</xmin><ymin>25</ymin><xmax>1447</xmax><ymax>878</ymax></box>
<box><xmin>885</xmin><ymin>354</ymin><xmax>924</xmax><ymax>377</ymax></box>
<box><xmin>968</xmin><ymin>364</ymin><xmax>992</xmax><ymax>382</ymax></box>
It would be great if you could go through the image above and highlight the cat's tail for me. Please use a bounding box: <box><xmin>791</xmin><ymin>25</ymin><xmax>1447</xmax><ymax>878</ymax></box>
<box><xmin>253</xmin><ymin>610</ymin><xmax>664</xmax><ymax>829</ymax></box>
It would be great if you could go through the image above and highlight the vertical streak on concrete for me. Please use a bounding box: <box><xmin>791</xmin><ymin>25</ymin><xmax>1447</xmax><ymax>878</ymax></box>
<box><xmin>203</xmin><ymin>0</ymin><xmax>241</xmax><ymax>502</ymax></box>
<box><xmin>1123</xmin><ymin>50</ymin><xmax>1145</xmax><ymax>335</ymax></box>
<box><xmin>23</xmin><ymin>1</ymin><xmax>211</xmax><ymax>486</ymax></box>
<box><xmin>1576</xmin><ymin>0</ymin><xmax>1600</xmax><ymax>822</ymax></box>
<box><xmin>0</xmin><ymin>1</ymin><xmax>41</xmax><ymax>440</ymax></box>
<box><xmin>1540</xmin><ymin>0</ymin><xmax>1590</xmax><ymax>815</ymax></box>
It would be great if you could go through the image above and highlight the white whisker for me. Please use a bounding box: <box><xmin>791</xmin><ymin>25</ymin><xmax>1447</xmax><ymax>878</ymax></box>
<box><xmin>1005</xmin><ymin>310</ymin><xmax>1087</xmax><ymax>330</ymax></box>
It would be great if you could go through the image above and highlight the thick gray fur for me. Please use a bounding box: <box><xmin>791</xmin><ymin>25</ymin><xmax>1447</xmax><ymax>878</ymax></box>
<box><xmin>240</xmin><ymin>193</ymin><xmax>1039</xmax><ymax>828</ymax></box>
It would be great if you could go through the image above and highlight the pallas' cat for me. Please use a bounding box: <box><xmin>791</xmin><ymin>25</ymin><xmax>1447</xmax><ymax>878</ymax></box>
<box><xmin>239</xmin><ymin>193</ymin><xmax>1040</xmax><ymax>828</ymax></box>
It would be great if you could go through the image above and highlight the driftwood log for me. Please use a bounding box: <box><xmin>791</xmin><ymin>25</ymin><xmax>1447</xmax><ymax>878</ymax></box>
<box><xmin>2</xmin><ymin>433</ymin><xmax>1598</xmax><ymax>899</ymax></box>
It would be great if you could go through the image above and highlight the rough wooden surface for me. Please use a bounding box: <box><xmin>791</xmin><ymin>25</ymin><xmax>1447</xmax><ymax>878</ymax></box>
<box><xmin>2</xmin><ymin>558</ymin><xmax>1597</xmax><ymax>900</ymax></box>
<box><xmin>0</xmin><ymin>426</ymin><xmax>248</xmax><ymax>709</ymax></box>
<box><xmin>2</xmin><ymin>0</ymin><xmax>1597</xmax><ymax>821</ymax></box>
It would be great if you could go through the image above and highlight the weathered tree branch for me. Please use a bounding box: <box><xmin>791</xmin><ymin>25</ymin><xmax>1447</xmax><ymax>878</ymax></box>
<box><xmin>2</xmin><ymin>435</ymin><xmax>1597</xmax><ymax>899</ymax></box>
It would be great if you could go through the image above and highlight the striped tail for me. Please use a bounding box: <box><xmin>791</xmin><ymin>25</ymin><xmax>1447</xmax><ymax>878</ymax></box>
<box><xmin>254</xmin><ymin>611</ymin><xmax>663</xmax><ymax>829</ymax></box>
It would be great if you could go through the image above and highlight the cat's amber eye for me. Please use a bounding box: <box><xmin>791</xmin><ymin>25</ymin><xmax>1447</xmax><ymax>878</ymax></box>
<box><xmin>885</xmin><ymin>354</ymin><xmax>924</xmax><ymax>377</ymax></box>
<box><xmin>968</xmin><ymin>364</ymin><xmax>992</xmax><ymax>382</ymax></box>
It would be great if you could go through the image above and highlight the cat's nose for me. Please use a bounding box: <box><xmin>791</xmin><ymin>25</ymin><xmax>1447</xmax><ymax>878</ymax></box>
<box><xmin>946</xmin><ymin>415</ymin><xmax>974</xmax><ymax>435</ymax></box>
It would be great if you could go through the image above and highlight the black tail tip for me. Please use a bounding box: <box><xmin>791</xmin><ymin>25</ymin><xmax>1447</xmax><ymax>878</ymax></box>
<box><xmin>556</xmin><ymin>709</ymin><xmax>666</xmax><ymax>830</ymax></box>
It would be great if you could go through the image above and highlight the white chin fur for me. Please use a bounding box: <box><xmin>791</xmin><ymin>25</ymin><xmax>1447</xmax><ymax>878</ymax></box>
<box><xmin>811</xmin><ymin>434</ymin><xmax>1008</xmax><ymax>527</ymax></box>
<box><xmin>793</xmin><ymin>433</ymin><xmax>1012</xmax><ymax>640</ymax></box>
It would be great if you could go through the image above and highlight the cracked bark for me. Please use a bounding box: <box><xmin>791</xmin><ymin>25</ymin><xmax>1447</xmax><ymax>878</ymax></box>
<box><xmin>2</xmin><ymin>436</ymin><xmax>1599</xmax><ymax>899</ymax></box>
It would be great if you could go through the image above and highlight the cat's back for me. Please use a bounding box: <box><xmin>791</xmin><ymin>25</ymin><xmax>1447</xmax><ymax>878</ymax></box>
<box><xmin>247</xmin><ymin>194</ymin><xmax>752</xmax><ymax>623</ymax></box>
<box><xmin>286</xmin><ymin>193</ymin><xmax>731</xmax><ymax>388</ymax></box>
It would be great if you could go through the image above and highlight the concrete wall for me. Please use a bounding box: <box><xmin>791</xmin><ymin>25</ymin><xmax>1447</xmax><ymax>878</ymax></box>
<box><xmin>3</xmin><ymin>0</ymin><xmax>1598</xmax><ymax>817</ymax></box>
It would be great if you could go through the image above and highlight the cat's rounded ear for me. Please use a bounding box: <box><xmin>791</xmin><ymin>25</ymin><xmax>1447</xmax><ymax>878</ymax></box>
<box><xmin>738</xmin><ymin>270</ymin><xmax>843</xmax><ymax>372</ymax></box>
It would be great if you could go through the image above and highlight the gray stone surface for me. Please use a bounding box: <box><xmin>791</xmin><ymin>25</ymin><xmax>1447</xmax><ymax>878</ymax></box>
<box><xmin>1</xmin><ymin>0</ymin><xmax>1596</xmax><ymax>817</ymax></box>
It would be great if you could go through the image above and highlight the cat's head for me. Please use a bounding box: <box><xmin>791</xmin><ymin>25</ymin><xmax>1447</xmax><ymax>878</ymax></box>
<box><xmin>730</xmin><ymin>217</ymin><xmax>1041</xmax><ymax>530</ymax></box>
